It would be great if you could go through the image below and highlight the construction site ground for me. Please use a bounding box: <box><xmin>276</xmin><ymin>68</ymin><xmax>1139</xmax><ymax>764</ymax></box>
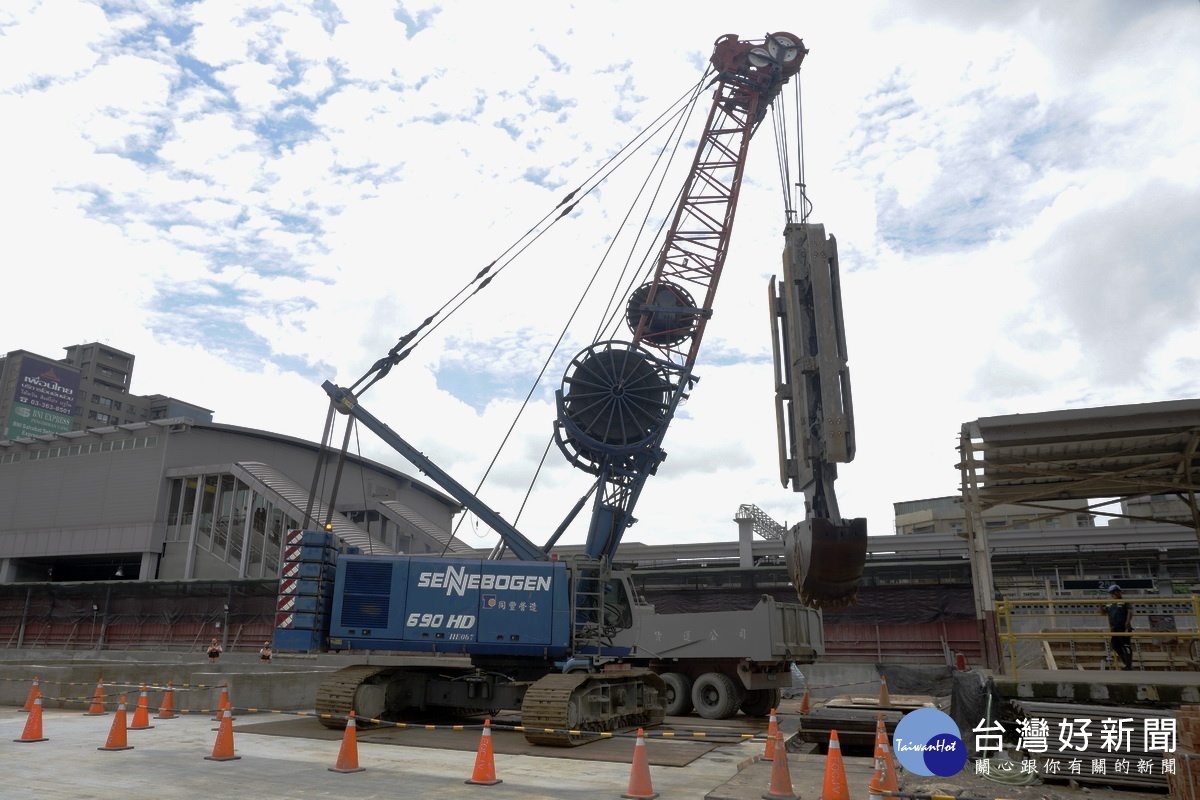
<box><xmin>3</xmin><ymin>652</ymin><xmax>1188</xmax><ymax>798</ymax></box>
<box><xmin>3</xmin><ymin>700</ymin><xmax>1171</xmax><ymax>800</ymax></box>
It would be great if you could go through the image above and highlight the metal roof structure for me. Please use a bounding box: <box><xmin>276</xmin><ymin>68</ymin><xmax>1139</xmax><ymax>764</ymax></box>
<box><xmin>959</xmin><ymin>398</ymin><xmax>1200</xmax><ymax>531</ymax></box>
<box><xmin>377</xmin><ymin>499</ymin><xmax>477</xmax><ymax>556</ymax></box>
<box><xmin>234</xmin><ymin>461</ymin><xmax>397</xmax><ymax>556</ymax></box>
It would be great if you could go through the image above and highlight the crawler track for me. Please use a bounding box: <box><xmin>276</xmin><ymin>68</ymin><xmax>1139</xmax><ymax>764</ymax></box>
<box><xmin>520</xmin><ymin>671</ymin><xmax>665</xmax><ymax>747</ymax></box>
<box><xmin>314</xmin><ymin>665</ymin><xmax>390</xmax><ymax>729</ymax></box>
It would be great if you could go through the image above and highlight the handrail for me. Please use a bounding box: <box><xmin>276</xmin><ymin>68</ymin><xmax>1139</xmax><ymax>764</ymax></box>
<box><xmin>996</xmin><ymin>595</ymin><xmax>1200</xmax><ymax>678</ymax></box>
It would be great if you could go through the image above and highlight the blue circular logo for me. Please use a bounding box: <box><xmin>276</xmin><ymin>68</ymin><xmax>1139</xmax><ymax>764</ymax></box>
<box><xmin>892</xmin><ymin>708</ymin><xmax>967</xmax><ymax>777</ymax></box>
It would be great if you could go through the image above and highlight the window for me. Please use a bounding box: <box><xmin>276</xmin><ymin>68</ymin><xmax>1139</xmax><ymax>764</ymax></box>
<box><xmin>166</xmin><ymin>479</ymin><xmax>185</xmax><ymax>541</ymax></box>
<box><xmin>180</xmin><ymin>477</ymin><xmax>198</xmax><ymax>526</ymax></box>
<box><xmin>227</xmin><ymin>479</ymin><xmax>250</xmax><ymax>568</ymax></box>
<box><xmin>196</xmin><ymin>475</ymin><xmax>218</xmax><ymax>551</ymax></box>
<box><xmin>247</xmin><ymin>494</ymin><xmax>268</xmax><ymax>578</ymax></box>
<box><xmin>212</xmin><ymin>474</ymin><xmax>235</xmax><ymax>560</ymax></box>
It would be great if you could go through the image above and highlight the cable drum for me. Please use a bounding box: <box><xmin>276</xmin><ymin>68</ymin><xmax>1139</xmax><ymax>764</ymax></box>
<box><xmin>556</xmin><ymin>341</ymin><xmax>672</xmax><ymax>470</ymax></box>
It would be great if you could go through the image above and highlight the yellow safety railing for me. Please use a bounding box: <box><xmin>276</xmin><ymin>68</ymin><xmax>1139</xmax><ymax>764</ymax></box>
<box><xmin>995</xmin><ymin>595</ymin><xmax>1200</xmax><ymax>679</ymax></box>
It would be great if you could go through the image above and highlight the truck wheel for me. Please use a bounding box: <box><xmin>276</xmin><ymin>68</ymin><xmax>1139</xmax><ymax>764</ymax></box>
<box><xmin>691</xmin><ymin>672</ymin><xmax>742</xmax><ymax>720</ymax></box>
<box><xmin>662</xmin><ymin>672</ymin><xmax>693</xmax><ymax>717</ymax></box>
<box><xmin>740</xmin><ymin>688</ymin><xmax>780</xmax><ymax>718</ymax></box>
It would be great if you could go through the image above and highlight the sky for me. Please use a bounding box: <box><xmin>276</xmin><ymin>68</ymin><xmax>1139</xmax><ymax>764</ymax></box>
<box><xmin>3</xmin><ymin>1</ymin><xmax>1199</xmax><ymax>553</ymax></box>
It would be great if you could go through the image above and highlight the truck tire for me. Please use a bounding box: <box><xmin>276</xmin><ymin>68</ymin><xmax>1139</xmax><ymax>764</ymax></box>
<box><xmin>740</xmin><ymin>688</ymin><xmax>780</xmax><ymax>718</ymax></box>
<box><xmin>662</xmin><ymin>672</ymin><xmax>693</xmax><ymax>717</ymax></box>
<box><xmin>691</xmin><ymin>671</ymin><xmax>742</xmax><ymax>720</ymax></box>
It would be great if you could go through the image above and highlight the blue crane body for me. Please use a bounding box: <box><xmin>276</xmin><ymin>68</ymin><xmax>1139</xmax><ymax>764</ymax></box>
<box><xmin>329</xmin><ymin>556</ymin><xmax>573</xmax><ymax>657</ymax></box>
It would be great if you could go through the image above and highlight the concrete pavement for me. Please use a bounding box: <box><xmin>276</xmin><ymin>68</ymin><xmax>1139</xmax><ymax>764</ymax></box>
<box><xmin>4</xmin><ymin>702</ymin><xmax>878</xmax><ymax>800</ymax></box>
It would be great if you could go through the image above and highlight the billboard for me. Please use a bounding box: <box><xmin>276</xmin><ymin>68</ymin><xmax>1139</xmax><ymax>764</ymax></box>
<box><xmin>5</xmin><ymin>356</ymin><xmax>80</xmax><ymax>439</ymax></box>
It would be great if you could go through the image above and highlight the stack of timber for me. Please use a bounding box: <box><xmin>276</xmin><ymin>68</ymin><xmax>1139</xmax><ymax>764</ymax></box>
<box><xmin>1010</xmin><ymin>700</ymin><xmax>1173</xmax><ymax>791</ymax></box>
<box><xmin>796</xmin><ymin>692</ymin><xmax>935</xmax><ymax>754</ymax></box>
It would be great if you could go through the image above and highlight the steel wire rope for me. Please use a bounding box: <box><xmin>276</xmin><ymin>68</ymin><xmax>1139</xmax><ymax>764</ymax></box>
<box><xmin>350</xmin><ymin>420</ymin><xmax>374</xmax><ymax>556</ymax></box>
<box><xmin>302</xmin><ymin>402</ymin><xmax>337</xmax><ymax>530</ymax></box>
<box><xmin>406</xmin><ymin>78</ymin><xmax>708</xmax><ymax>375</ymax></box>
<box><xmin>502</xmin><ymin>75</ymin><xmax>711</xmax><ymax>543</ymax></box>
<box><xmin>434</xmin><ymin>73</ymin><xmax>713</xmax><ymax>556</ymax></box>
<box><xmin>303</xmin><ymin>403</ymin><xmax>341</xmax><ymax>539</ymax></box>
<box><xmin>349</xmin><ymin>78</ymin><xmax>709</xmax><ymax>401</ymax></box>
<box><xmin>771</xmin><ymin>74</ymin><xmax>810</xmax><ymax>224</ymax></box>
<box><xmin>773</xmin><ymin>91</ymin><xmax>793</xmax><ymax>220</ymax></box>
<box><xmin>323</xmin><ymin>81</ymin><xmax>705</xmax><ymax>532</ymax></box>
<box><xmin>794</xmin><ymin>77</ymin><xmax>812</xmax><ymax>223</ymax></box>
<box><xmin>589</xmin><ymin>77</ymin><xmax>710</xmax><ymax>344</ymax></box>
<box><xmin>445</xmin><ymin>100</ymin><xmax>700</xmax><ymax>555</ymax></box>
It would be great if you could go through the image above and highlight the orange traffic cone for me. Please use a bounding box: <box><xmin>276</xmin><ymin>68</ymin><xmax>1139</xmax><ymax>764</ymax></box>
<box><xmin>621</xmin><ymin>728</ymin><xmax>659</xmax><ymax>800</ymax></box>
<box><xmin>19</xmin><ymin>676</ymin><xmax>40</xmax><ymax>713</ymax></box>
<box><xmin>464</xmin><ymin>718</ymin><xmax>502</xmax><ymax>786</ymax></box>
<box><xmin>329</xmin><ymin>711</ymin><xmax>367</xmax><ymax>773</ymax></box>
<box><xmin>879</xmin><ymin>675</ymin><xmax>891</xmax><ymax>707</ymax></box>
<box><xmin>760</xmin><ymin>730</ymin><xmax>797</xmax><ymax>800</ymax></box>
<box><xmin>797</xmin><ymin>687</ymin><xmax>811</xmax><ymax>715</ymax></box>
<box><xmin>212</xmin><ymin>683</ymin><xmax>233</xmax><ymax>721</ymax></box>
<box><xmin>874</xmin><ymin>713</ymin><xmax>897</xmax><ymax>775</ymax></box>
<box><xmin>130</xmin><ymin>684</ymin><xmax>155</xmax><ymax>730</ymax></box>
<box><xmin>14</xmin><ymin>693</ymin><xmax>48</xmax><ymax>743</ymax></box>
<box><xmin>98</xmin><ymin>696</ymin><xmax>134</xmax><ymax>751</ymax></box>
<box><xmin>869</xmin><ymin>725</ymin><xmax>900</xmax><ymax>799</ymax></box>
<box><xmin>84</xmin><ymin>680</ymin><xmax>108</xmax><ymax>716</ymax></box>
<box><xmin>204</xmin><ymin>707</ymin><xmax>241</xmax><ymax>761</ymax></box>
<box><xmin>156</xmin><ymin>682</ymin><xmax>178</xmax><ymax>720</ymax></box>
<box><xmin>763</xmin><ymin>708</ymin><xmax>781</xmax><ymax>761</ymax></box>
<box><xmin>821</xmin><ymin>729</ymin><xmax>851</xmax><ymax>800</ymax></box>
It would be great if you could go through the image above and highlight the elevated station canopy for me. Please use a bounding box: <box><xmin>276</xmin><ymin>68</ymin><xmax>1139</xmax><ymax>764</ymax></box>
<box><xmin>960</xmin><ymin>398</ymin><xmax>1200</xmax><ymax>530</ymax></box>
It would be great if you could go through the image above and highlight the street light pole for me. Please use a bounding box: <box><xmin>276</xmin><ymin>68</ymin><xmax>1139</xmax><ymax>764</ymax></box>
<box><xmin>91</xmin><ymin>604</ymin><xmax>98</xmax><ymax>650</ymax></box>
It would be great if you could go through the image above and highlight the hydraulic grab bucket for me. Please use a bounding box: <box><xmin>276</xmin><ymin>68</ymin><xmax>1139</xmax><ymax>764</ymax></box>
<box><xmin>784</xmin><ymin>517</ymin><xmax>867</xmax><ymax>610</ymax></box>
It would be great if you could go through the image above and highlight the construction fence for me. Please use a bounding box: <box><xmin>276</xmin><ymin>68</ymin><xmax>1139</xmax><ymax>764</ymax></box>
<box><xmin>0</xmin><ymin>579</ymin><xmax>276</xmax><ymax>653</ymax></box>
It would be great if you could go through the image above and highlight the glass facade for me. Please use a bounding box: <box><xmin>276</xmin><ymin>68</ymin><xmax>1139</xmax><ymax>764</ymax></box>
<box><xmin>164</xmin><ymin>473</ymin><xmax>298</xmax><ymax>578</ymax></box>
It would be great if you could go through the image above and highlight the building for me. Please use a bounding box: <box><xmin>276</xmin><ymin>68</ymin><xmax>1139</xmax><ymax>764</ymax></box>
<box><xmin>0</xmin><ymin>342</ymin><xmax>213</xmax><ymax>439</ymax></box>
<box><xmin>0</xmin><ymin>349</ymin><xmax>82</xmax><ymax>440</ymax></box>
<box><xmin>0</xmin><ymin>416</ymin><xmax>469</xmax><ymax>583</ymax></box>
<box><xmin>1114</xmin><ymin>494</ymin><xmax>1200</xmax><ymax>527</ymax></box>
<box><xmin>894</xmin><ymin>496</ymin><xmax>1096</xmax><ymax>536</ymax></box>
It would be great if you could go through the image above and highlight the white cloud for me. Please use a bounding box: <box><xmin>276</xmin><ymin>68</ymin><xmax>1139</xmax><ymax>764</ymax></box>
<box><xmin>3</xmin><ymin>1</ymin><xmax>1198</xmax><ymax>551</ymax></box>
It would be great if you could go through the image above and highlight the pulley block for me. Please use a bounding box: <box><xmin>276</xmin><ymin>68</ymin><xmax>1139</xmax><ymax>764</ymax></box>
<box><xmin>625</xmin><ymin>281</ymin><xmax>698</xmax><ymax>348</ymax></box>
